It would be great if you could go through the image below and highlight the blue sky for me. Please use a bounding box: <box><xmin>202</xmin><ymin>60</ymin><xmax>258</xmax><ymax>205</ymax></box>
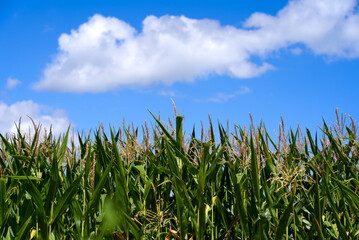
<box><xmin>1</xmin><ymin>0</ymin><xmax>358</xmax><ymax>138</ymax></box>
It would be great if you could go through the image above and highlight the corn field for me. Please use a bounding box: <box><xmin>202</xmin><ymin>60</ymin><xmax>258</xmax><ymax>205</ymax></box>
<box><xmin>0</xmin><ymin>110</ymin><xmax>359</xmax><ymax>239</ymax></box>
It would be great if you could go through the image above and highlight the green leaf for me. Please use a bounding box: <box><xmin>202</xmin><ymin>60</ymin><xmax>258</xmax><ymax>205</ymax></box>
<box><xmin>51</xmin><ymin>173</ymin><xmax>82</xmax><ymax>225</ymax></box>
<box><xmin>250</xmin><ymin>136</ymin><xmax>260</xmax><ymax>203</ymax></box>
<box><xmin>0</xmin><ymin>178</ymin><xmax>5</xmax><ymax>224</ymax></box>
<box><xmin>323</xmin><ymin>175</ymin><xmax>349</xmax><ymax>240</ymax></box>
<box><xmin>84</xmin><ymin>157</ymin><xmax>115</xmax><ymax>219</ymax></box>
<box><xmin>15</xmin><ymin>216</ymin><xmax>32</xmax><ymax>240</ymax></box>
<box><xmin>275</xmin><ymin>193</ymin><xmax>294</xmax><ymax>240</ymax></box>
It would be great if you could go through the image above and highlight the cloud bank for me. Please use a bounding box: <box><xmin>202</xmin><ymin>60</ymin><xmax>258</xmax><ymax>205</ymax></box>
<box><xmin>34</xmin><ymin>0</ymin><xmax>359</xmax><ymax>92</ymax></box>
<box><xmin>0</xmin><ymin>101</ymin><xmax>71</xmax><ymax>136</ymax></box>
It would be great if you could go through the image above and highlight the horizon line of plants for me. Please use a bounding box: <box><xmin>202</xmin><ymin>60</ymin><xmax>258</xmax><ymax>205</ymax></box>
<box><xmin>0</xmin><ymin>109</ymin><xmax>359</xmax><ymax>239</ymax></box>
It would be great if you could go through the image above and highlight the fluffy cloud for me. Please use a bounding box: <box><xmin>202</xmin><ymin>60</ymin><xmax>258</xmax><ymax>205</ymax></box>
<box><xmin>34</xmin><ymin>0</ymin><xmax>359</xmax><ymax>92</ymax></box>
<box><xmin>34</xmin><ymin>14</ymin><xmax>272</xmax><ymax>92</ymax></box>
<box><xmin>6</xmin><ymin>78</ymin><xmax>21</xmax><ymax>89</ymax></box>
<box><xmin>243</xmin><ymin>0</ymin><xmax>359</xmax><ymax>57</ymax></box>
<box><xmin>0</xmin><ymin>101</ymin><xmax>71</xmax><ymax>137</ymax></box>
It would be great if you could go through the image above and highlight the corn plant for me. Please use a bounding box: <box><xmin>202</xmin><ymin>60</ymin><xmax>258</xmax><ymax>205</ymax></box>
<box><xmin>0</xmin><ymin>109</ymin><xmax>358</xmax><ymax>239</ymax></box>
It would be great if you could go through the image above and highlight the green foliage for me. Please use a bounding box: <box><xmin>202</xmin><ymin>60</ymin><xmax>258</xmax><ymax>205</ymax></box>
<box><xmin>0</xmin><ymin>110</ymin><xmax>358</xmax><ymax>239</ymax></box>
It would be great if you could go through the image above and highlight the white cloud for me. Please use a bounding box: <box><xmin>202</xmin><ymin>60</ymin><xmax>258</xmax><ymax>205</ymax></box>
<box><xmin>290</xmin><ymin>47</ymin><xmax>303</xmax><ymax>55</ymax></box>
<box><xmin>33</xmin><ymin>14</ymin><xmax>272</xmax><ymax>92</ymax></box>
<box><xmin>158</xmin><ymin>90</ymin><xmax>176</xmax><ymax>97</ymax></box>
<box><xmin>6</xmin><ymin>78</ymin><xmax>21</xmax><ymax>89</ymax></box>
<box><xmin>0</xmin><ymin>101</ymin><xmax>71</xmax><ymax>137</ymax></box>
<box><xmin>34</xmin><ymin>0</ymin><xmax>359</xmax><ymax>92</ymax></box>
<box><xmin>208</xmin><ymin>86</ymin><xmax>252</xmax><ymax>102</ymax></box>
<box><xmin>243</xmin><ymin>0</ymin><xmax>359</xmax><ymax>57</ymax></box>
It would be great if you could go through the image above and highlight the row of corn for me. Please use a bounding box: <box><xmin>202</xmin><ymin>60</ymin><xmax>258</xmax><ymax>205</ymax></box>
<box><xmin>0</xmin><ymin>111</ymin><xmax>358</xmax><ymax>239</ymax></box>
